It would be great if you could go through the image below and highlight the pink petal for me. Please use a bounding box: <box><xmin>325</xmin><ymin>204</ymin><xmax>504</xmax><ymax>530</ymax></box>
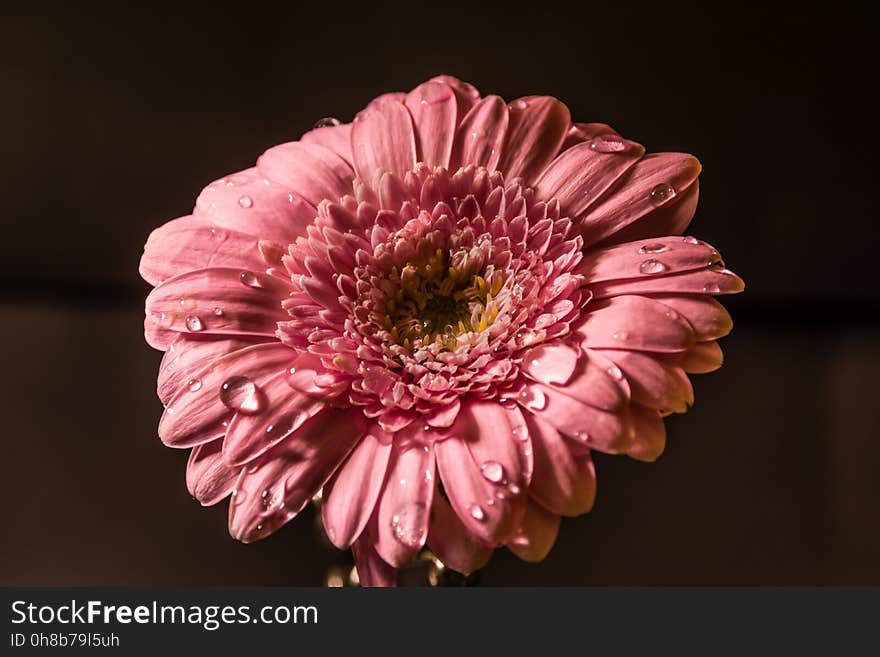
<box><xmin>525</xmin><ymin>413</ymin><xmax>596</xmax><ymax>516</ymax></box>
<box><xmin>257</xmin><ymin>141</ymin><xmax>355</xmax><ymax>208</ymax></box>
<box><xmin>646</xmin><ymin>294</ymin><xmax>733</xmax><ymax>340</ymax></box>
<box><xmin>221</xmin><ymin>370</ymin><xmax>325</xmax><ymax>465</ymax></box>
<box><xmin>186</xmin><ymin>439</ymin><xmax>240</xmax><ymax>506</ymax></box>
<box><xmin>405</xmin><ymin>81</ymin><xmax>457</xmax><ymax>168</ymax></box>
<box><xmin>228</xmin><ymin>407</ymin><xmax>366</xmax><ymax>543</ymax></box>
<box><xmin>429</xmin><ymin>75</ymin><xmax>480</xmax><ymax>118</ymax></box>
<box><xmin>525</xmin><ymin>383</ymin><xmax>633</xmax><ymax>453</ymax></box>
<box><xmin>588</xmin><ymin>266</ymin><xmax>745</xmax><ymax>299</ymax></box>
<box><xmin>600</xmin><ymin>181</ymin><xmax>699</xmax><ymax>245</ymax></box>
<box><xmin>560</xmin><ymin>122</ymin><xmax>618</xmax><ymax>150</ymax></box>
<box><xmin>300</xmin><ymin>122</ymin><xmax>354</xmax><ymax>165</ymax></box>
<box><xmin>576</xmin><ymin>295</ymin><xmax>695</xmax><ymax>353</ymax></box>
<box><xmin>520</xmin><ymin>341</ymin><xmax>581</xmax><ymax>385</ymax></box>
<box><xmin>579</xmin><ymin>153</ymin><xmax>702</xmax><ymax>245</ymax></box>
<box><xmin>601</xmin><ymin>349</ymin><xmax>693</xmax><ymax>413</ymax></box>
<box><xmin>352</xmin><ymin>100</ymin><xmax>417</xmax><ymax>180</ymax></box>
<box><xmin>140</xmin><ymin>215</ymin><xmax>264</xmax><ymax>287</ymax></box>
<box><xmin>352</xmin><ymin>528</ymin><xmax>397</xmax><ymax>587</ymax></box>
<box><xmin>322</xmin><ymin>428</ymin><xmax>393</xmax><ymax>549</ymax></box>
<box><xmin>626</xmin><ymin>404</ymin><xmax>666</xmax><ymax>462</ymax></box>
<box><xmin>449</xmin><ymin>95</ymin><xmax>508</xmax><ymax>171</ymax></box>
<box><xmin>534</xmin><ymin>139</ymin><xmax>644</xmax><ymax>219</ymax></box>
<box><xmin>676</xmin><ymin>340</ymin><xmax>724</xmax><ymax>373</ymax></box>
<box><xmin>435</xmin><ymin>401</ymin><xmax>529</xmax><ymax>544</ymax></box>
<box><xmin>497</xmin><ymin>96</ymin><xmax>570</xmax><ymax>183</ymax></box>
<box><xmin>424</xmin><ymin>397</ymin><xmax>461</xmax><ymax>428</ymax></box>
<box><xmin>579</xmin><ymin>236</ymin><xmax>722</xmax><ymax>284</ymax></box>
<box><xmin>426</xmin><ymin>492</ymin><xmax>492</xmax><ymax>576</ymax></box>
<box><xmin>159</xmin><ymin>342</ymin><xmax>294</xmax><ymax>447</ymax></box>
<box><xmin>157</xmin><ymin>335</ymin><xmax>265</xmax><ymax>406</ymax></box>
<box><xmin>373</xmin><ymin>434</ymin><xmax>436</xmax><ymax>567</ymax></box>
<box><xmin>545</xmin><ymin>347</ymin><xmax>630</xmax><ymax>412</ymax></box>
<box><xmin>194</xmin><ymin>167</ymin><xmax>317</xmax><ymax>245</ymax></box>
<box><xmin>507</xmin><ymin>498</ymin><xmax>561</xmax><ymax>562</ymax></box>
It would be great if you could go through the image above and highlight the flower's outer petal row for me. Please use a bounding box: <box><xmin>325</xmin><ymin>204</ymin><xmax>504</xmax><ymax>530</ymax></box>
<box><xmin>435</xmin><ymin>401</ymin><xmax>530</xmax><ymax>544</ymax></box>
<box><xmin>599</xmin><ymin>349</ymin><xmax>694</xmax><ymax>414</ymax></box>
<box><xmin>140</xmin><ymin>215</ymin><xmax>264</xmax><ymax>287</ymax></box>
<box><xmin>228</xmin><ymin>406</ymin><xmax>367</xmax><ymax>543</ymax></box>
<box><xmin>539</xmin><ymin>348</ymin><xmax>630</xmax><ymax>413</ymax></box>
<box><xmin>300</xmin><ymin>122</ymin><xmax>354</xmax><ymax>165</ymax></box>
<box><xmin>322</xmin><ymin>427</ymin><xmax>393</xmax><ymax>549</ymax></box>
<box><xmin>534</xmin><ymin>138</ymin><xmax>645</xmax><ymax>219</ymax></box>
<box><xmin>601</xmin><ymin>181</ymin><xmax>699</xmax><ymax>246</ymax></box>
<box><xmin>352</xmin><ymin>99</ymin><xmax>417</xmax><ymax>181</ymax></box>
<box><xmin>257</xmin><ymin>143</ymin><xmax>355</xmax><ymax>209</ymax></box>
<box><xmin>145</xmin><ymin>267</ymin><xmax>292</xmax><ymax>349</ymax></box>
<box><xmin>449</xmin><ymin>95</ymin><xmax>509</xmax><ymax>171</ymax></box>
<box><xmin>560</xmin><ymin>122</ymin><xmax>619</xmax><ymax>150</ymax></box>
<box><xmin>222</xmin><ymin>369</ymin><xmax>326</xmax><ymax>466</ymax></box>
<box><xmin>579</xmin><ymin>153</ymin><xmax>702</xmax><ymax>246</ymax></box>
<box><xmin>405</xmin><ymin>80</ymin><xmax>457</xmax><ymax>169</ymax></box>
<box><xmin>587</xmin><ymin>266</ymin><xmax>745</xmax><ymax>298</ymax></box>
<box><xmin>626</xmin><ymin>403</ymin><xmax>667</xmax><ymax>462</ymax></box>
<box><xmin>426</xmin><ymin>492</ymin><xmax>493</xmax><ymax>575</ymax></box>
<box><xmin>576</xmin><ymin>295</ymin><xmax>695</xmax><ymax>353</ymax></box>
<box><xmin>429</xmin><ymin>75</ymin><xmax>480</xmax><ymax>120</ymax></box>
<box><xmin>195</xmin><ymin>167</ymin><xmax>318</xmax><ymax>245</ymax></box>
<box><xmin>373</xmin><ymin>432</ymin><xmax>436</xmax><ymax>567</ymax></box>
<box><xmin>507</xmin><ymin>498</ymin><xmax>561</xmax><ymax>562</ymax></box>
<box><xmin>578</xmin><ymin>236</ymin><xmax>722</xmax><ymax>284</ymax></box>
<box><xmin>524</xmin><ymin>413</ymin><xmax>596</xmax><ymax>517</ymax></box>
<box><xmin>186</xmin><ymin>439</ymin><xmax>240</xmax><ymax>506</ymax></box>
<box><xmin>353</xmin><ymin>528</ymin><xmax>398</xmax><ymax>587</ymax></box>
<box><xmin>158</xmin><ymin>336</ymin><xmax>266</xmax><ymax>405</ymax></box>
<box><xmin>497</xmin><ymin>96</ymin><xmax>571</xmax><ymax>184</ymax></box>
<box><xmin>158</xmin><ymin>342</ymin><xmax>294</xmax><ymax>447</ymax></box>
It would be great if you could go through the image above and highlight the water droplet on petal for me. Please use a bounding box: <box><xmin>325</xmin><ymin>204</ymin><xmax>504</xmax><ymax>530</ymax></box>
<box><xmin>469</xmin><ymin>504</ymin><xmax>486</xmax><ymax>521</ymax></box>
<box><xmin>260</xmin><ymin>488</ymin><xmax>272</xmax><ymax>509</ymax></box>
<box><xmin>213</xmin><ymin>307</ymin><xmax>224</xmax><ymax>316</ymax></box>
<box><xmin>612</xmin><ymin>330</ymin><xmax>629</xmax><ymax>341</ymax></box>
<box><xmin>607</xmin><ymin>365</ymin><xmax>624</xmax><ymax>380</ymax></box>
<box><xmin>650</xmin><ymin>182</ymin><xmax>675</xmax><ymax>205</ymax></box>
<box><xmin>575</xmin><ymin>430</ymin><xmax>590</xmax><ymax>443</ymax></box>
<box><xmin>507</xmin><ymin>483</ymin><xmax>521</xmax><ymax>495</ymax></box>
<box><xmin>518</xmin><ymin>387</ymin><xmax>547</xmax><ymax>411</ymax></box>
<box><xmin>511</xmin><ymin>99</ymin><xmax>528</xmax><ymax>111</ymax></box>
<box><xmin>219</xmin><ymin>376</ymin><xmax>263</xmax><ymax>414</ymax></box>
<box><xmin>240</xmin><ymin>271</ymin><xmax>263</xmax><ymax>288</ymax></box>
<box><xmin>480</xmin><ymin>461</ymin><xmax>505</xmax><ymax>484</ymax></box>
<box><xmin>187</xmin><ymin>378</ymin><xmax>202</xmax><ymax>392</ymax></box>
<box><xmin>682</xmin><ymin>236</ymin><xmax>699</xmax><ymax>245</ymax></box>
<box><xmin>238</xmin><ymin>195</ymin><xmax>253</xmax><ymax>208</ymax></box>
<box><xmin>639</xmin><ymin>259</ymin><xmax>668</xmax><ymax>274</ymax></box>
<box><xmin>589</xmin><ymin>134</ymin><xmax>628</xmax><ymax>153</ymax></box>
<box><xmin>390</xmin><ymin>502</ymin><xmax>428</xmax><ymax>548</ymax></box>
<box><xmin>703</xmin><ymin>282</ymin><xmax>721</xmax><ymax>294</ymax></box>
<box><xmin>638</xmin><ymin>242</ymin><xmax>667</xmax><ymax>254</ymax></box>
<box><xmin>313</xmin><ymin>117</ymin><xmax>342</xmax><ymax>129</ymax></box>
<box><xmin>184</xmin><ymin>315</ymin><xmax>204</xmax><ymax>332</ymax></box>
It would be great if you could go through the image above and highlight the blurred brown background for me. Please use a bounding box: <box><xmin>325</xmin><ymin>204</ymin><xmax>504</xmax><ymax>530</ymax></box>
<box><xmin>1</xmin><ymin>3</ymin><xmax>876</xmax><ymax>585</ymax></box>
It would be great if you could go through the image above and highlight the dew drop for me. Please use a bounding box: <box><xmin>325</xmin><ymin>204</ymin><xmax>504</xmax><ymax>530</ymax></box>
<box><xmin>213</xmin><ymin>307</ymin><xmax>224</xmax><ymax>316</ymax></box>
<box><xmin>638</xmin><ymin>242</ymin><xmax>667</xmax><ymax>254</ymax></box>
<box><xmin>260</xmin><ymin>488</ymin><xmax>272</xmax><ymax>509</ymax></box>
<box><xmin>639</xmin><ymin>258</ymin><xmax>668</xmax><ymax>274</ymax></box>
<box><xmin>518</xmin><ymin>387</ymin><xmax>547</xmax><ymax>411</ymax></box>
<box><xmin>219</xmin><ymin>376</ymin><xmax>264</xmax><ymax>414</ymax></box>
<box><xmin>469</xmin><ymin>504</ymin><xmax>486</xmax><ymax>521</ymax></box>
<box><xmin>589</xmin><ymin>134</ymin><xmax>628</xmax><ymax>153</ymax></box>
<box><xmin>703</xmin><ymin>282</ymin><xmax>721</xmax><ymax>294</ymax></box>
<box><xmin>390</xmin><ymin>502</ymin><xmax>427</xmax><ymax>548</ymax></box>
<box><xmin>650</xmin><ymin>182</ymin><xmax>675</xmax><ymax>205</ymax></box>
<box><xmin>480</xmin><ymin>461</ymin><xmax>505</xmax><ymax>484</ymax></box>
<box><xmin>313</xmin><ymin>117</ymin><xmax>342</xmax><ymax>129</ymax></box>
<box><xmin>240</xmin><ymin>271</ymin><xmax>263</xmax><ymax>288</ymax></box>
<box><xmin>607</xmin><ymin>365</ymin><xmax>624</xmax><ymax>380</ymax></box>
<box><xmin>511</xmin><ymin>99</ymin><xmax>528</xmax><ymax>111</ymax></box>
<box><xmin>184</xmin><ymin>315</ymin><xmax>204</xmax><ymax>332</ymax></box>
<box><xmin>187</xmin><ymin>378</ymin><xmax>202</xmax><ymax>392</ymax></box>
<box><xmin>682</xmin><ymin>236</ymin><xmax>700</xmax><ymax>245</ymax></box>
<box><xmin>575</xmin><ymin>430</ymin><xmax>590</xmax><ymax>443</ymax></box>
<box><xmin>508</xmin><ymin>483</ymin><xmax>521</xmax><ymax>495</ymax></box>
<box><xmin>238</xmin><ymin>195</ymin><xmax>253</xmax><ymax>208</ymax></box>
<box><xmin>611</xmin><ymin>330</ymin><xmax>629</xmax><ymax>341</ymax></box>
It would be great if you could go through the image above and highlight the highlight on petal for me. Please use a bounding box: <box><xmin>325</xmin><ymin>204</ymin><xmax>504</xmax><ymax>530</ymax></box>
<box><xmin>405</xmin><ymin>80</ymin><xmax>457</xmax><ymax>168</ymax></box>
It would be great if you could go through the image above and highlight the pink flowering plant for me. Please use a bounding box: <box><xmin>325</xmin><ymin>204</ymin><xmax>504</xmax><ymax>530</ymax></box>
<box><xmin>140</xmin><ymin>76</ymin><xmax>743</xmax><ymax>586</ymax></box>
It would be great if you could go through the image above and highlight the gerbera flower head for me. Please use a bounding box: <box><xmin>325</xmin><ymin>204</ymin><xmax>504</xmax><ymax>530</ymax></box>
<box><xmin>140</xmin><ymin>76</ymin><xmax>743</xmax><ymax>585</ymax></box>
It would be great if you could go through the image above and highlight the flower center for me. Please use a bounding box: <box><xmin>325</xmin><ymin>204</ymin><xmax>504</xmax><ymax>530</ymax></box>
<box><xmin>383</xmin><ymin>247</ymin><xmax>502</xmax><ymax>351</ymax></box>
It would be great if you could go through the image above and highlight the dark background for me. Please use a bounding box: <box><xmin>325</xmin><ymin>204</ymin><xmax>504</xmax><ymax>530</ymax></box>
<box><xmin>2</xmin><ymin>2</ymin><xmax>876</xmax><ymax>585</ymax></box>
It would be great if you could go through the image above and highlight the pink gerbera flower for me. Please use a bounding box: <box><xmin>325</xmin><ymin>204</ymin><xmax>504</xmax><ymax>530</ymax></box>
<box><xmin>140</xmin><ymin>75</ymin><xmax>743</xmax><ymax>586</ymax></box>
